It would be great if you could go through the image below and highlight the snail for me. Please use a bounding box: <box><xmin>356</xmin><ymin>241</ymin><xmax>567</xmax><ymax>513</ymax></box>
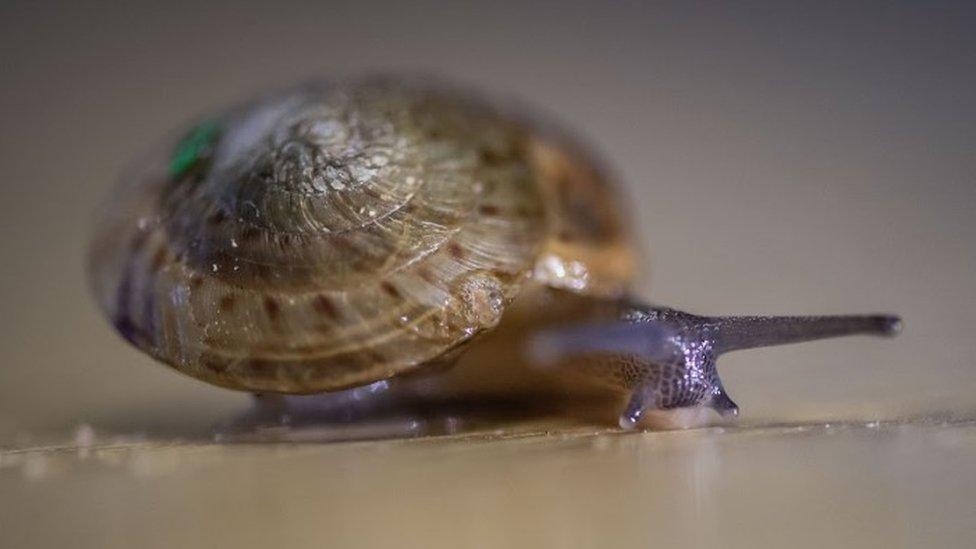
<box><xmin>88</xmin><ymin>77</ymin><xmax>901</xmax><ymax>430</ymax></box>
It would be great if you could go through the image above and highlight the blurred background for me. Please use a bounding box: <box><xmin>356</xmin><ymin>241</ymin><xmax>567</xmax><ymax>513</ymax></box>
<box><xmin>1</xmin><ymin>1</ymin><xmax>974</xmax><ymax>547</ymax></box>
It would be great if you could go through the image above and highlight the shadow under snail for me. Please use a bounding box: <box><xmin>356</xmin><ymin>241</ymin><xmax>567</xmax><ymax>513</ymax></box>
<box><xmin>88</xmin><ymin>77</ymin><xmax>901</xmax><ymax>431</ymax></box>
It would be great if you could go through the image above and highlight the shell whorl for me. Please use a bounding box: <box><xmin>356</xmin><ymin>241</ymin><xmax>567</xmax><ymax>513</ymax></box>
<box><xmin>89</xmin><ymin>80</ymin><xmax>548</xmax><ymax>393</ymax></box>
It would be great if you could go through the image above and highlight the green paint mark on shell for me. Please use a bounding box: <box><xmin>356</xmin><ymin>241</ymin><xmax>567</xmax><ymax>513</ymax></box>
<box><xmin>169</xmin><ymin>120</ymin><xmax>219</xmax><ymax>178</ymax></box>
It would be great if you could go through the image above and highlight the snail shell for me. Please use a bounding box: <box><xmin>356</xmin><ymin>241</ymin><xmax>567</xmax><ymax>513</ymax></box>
<box><xmin>89</xmin><ymin>78</ymin><xmax>637</xmax><ymax>393</ymax></box>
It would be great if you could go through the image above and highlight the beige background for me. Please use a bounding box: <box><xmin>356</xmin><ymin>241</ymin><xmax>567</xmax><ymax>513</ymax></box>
<box><xmin>1</xmin><ymin>1</ymin><xmax>974</xmax><ymax>547</ymax></box>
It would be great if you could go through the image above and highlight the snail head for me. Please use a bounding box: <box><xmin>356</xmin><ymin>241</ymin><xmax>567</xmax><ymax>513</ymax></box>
<box><xmin>528</xmin><ymin>304</ymin><xmax>901</xmax><ymax>429</ymax></box>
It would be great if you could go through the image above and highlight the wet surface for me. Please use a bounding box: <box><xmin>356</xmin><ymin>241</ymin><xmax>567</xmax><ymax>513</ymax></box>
<box><xmin>3</xmin><ymin>376</ymin><xmax>974</xmax><ymax>548</ymax></box>
<box><xmin>3</xmin><ymin>416</ymin><xmax>975</xmax><ymax>549</ymax></box>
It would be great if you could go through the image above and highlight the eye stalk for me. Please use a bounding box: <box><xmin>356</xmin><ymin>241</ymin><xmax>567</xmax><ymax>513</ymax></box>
<box><xmin>528</xmin><ymin>305</ymin><xmax>902</xmax><ymax>429</ymax></box>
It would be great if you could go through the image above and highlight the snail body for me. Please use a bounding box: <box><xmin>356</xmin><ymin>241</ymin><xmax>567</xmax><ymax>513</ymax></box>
<box><xmin>89</xmin><ymin>77</ymin><xmax>899</xmax><ymax>428</ymax></box>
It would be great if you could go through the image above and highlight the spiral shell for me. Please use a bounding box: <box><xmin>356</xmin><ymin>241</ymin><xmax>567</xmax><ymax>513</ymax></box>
<box><xmin>89</xmin><ymin>78</ymin><xmax>635</xmax><ymax>393</ymax></box>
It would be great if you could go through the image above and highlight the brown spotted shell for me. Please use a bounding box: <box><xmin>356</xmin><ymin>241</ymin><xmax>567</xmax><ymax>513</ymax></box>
<box><xmin>88</xmin><ymin>78</ymin><xmax>637</xmax><ymax>393</ymax></box>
